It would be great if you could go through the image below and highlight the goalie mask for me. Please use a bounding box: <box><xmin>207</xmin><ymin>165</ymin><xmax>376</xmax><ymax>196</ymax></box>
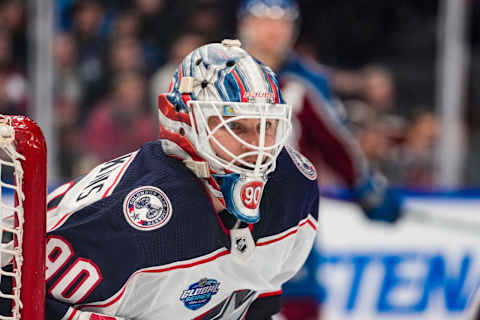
<box><xmin>157</xmin><ymin>39</ymin><xmax>292</xmax><ymax>223</ymax></box>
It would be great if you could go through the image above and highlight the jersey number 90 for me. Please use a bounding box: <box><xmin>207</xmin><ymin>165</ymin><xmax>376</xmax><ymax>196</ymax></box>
<box><xmin>46</xmin><ymin>236</ymin><xmax>103</xmax><ymax>304</ymax></box>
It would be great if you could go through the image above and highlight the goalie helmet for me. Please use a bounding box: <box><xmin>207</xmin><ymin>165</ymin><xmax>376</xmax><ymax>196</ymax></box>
<box><xmin>238</xmin><ymin>0</ymin><xmax>299</xmax><ymax>20</ymax></box>
<box><xmin>157</xmin><ymin>39</ymin><xmax>292</xmax><ymax>223</ymax></box>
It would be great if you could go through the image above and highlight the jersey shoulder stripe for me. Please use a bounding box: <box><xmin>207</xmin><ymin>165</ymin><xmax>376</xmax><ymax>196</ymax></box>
<box><xmin>47</xmin><ymin>151</ymin><xmax>137</xmax><ymax>231</ymax></box>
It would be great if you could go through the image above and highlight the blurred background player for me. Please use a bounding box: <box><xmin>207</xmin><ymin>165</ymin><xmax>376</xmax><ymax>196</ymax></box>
<box><xmin>237</xmin><ymin>1</ymin><xmax>401</xmax><ymax>221</ymax></box>
<box><xmin>237</xmin><ymin>0</ymin><xmax>402</xmax><ymax>318</ymax></box>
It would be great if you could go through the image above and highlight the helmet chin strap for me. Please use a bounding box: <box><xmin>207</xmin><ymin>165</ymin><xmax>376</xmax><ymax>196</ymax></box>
<box><xmin>212</xmin><ymin>173</ymin><xmax>267</xmax><ymax>224</ymax></box>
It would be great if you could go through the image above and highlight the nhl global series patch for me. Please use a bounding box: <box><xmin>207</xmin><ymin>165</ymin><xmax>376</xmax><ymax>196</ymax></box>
<box><xmin>180</xmin><ymin>278</ymin><xmax>220</xmax><ymax>310</ymax></box>
<box><xmin>285</xmin><ymin>145</ymin><xmax>317</xmax><ymax>180</ymax></box>
<box><xmin>123</xmin><ymin>186</ymin><xmax>172</xmax><ymax>231</ymax></box>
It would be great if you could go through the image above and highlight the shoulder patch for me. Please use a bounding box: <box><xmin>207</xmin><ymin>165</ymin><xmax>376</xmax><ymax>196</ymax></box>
<box><xmin>123</xmin><ymin>186</ymin><xmax>172</xmax><ymax>231</ymax></box>
<box><xmin>285</xmin><ymin>145</ymin><xmax>317</xmax><ymax>181</ymax></box>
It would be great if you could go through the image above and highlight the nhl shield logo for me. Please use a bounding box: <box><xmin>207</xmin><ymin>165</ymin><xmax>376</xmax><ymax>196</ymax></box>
<box><xmin>285</xmin><ymin>145</ymin><xmax>317</xmax><ymax>181</ymax></box>
<box><xmin>235</xmin><ymin>236</ymin><xmax>248</xmax><ymax>253</ymax></box>
<box><xmin>123</xmin><ymin>186</ymin><xmax>172</xmax><ymax>231</ymax></box>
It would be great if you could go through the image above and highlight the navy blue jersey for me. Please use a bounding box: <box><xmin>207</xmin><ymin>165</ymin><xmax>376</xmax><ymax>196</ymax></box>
<box><xmin>44</xmin><ymin>141</ymin><xmax>319</xmax><ymax>319</ymax></box>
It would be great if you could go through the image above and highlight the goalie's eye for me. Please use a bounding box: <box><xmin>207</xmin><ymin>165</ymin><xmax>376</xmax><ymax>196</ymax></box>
<box><xmin>264</xmin><ymin>120</ymin><xmax>272</xmax><ymax>130</ymax></box>
<box><xmin>226</xmin><ymin>121</ymin><xmax>242</xmax><ymax>132</ymax></box>
<box><xmin>261</xmin><ymin>120</ymin><xmax>278</xmax><ymax>136</ymax></box>
<box><xmin>225</xmin><ymin>119</ymin><xmax>277</xmax><ymax>135</ymax></box>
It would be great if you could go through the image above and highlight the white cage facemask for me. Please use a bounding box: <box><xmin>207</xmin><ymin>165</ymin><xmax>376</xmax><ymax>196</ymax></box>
<box><xmin>188</xmin><ymin>100</ymin><xmax>292</xmax><ymax>178</ymax></box>
<box><xmin>187</xmin><ymin>100</ymin><xmax>292</xmax><ymax>223</ymax></box>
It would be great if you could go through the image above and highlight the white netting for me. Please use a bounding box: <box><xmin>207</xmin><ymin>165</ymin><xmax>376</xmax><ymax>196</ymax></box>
<box><xmin>0</xmin><ymin>116</ymin><xmax>25</xmax><ymax>320</ymax></box>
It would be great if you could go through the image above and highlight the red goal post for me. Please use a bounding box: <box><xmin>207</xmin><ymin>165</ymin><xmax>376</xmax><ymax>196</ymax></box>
<box><xmin>0</xmin><ymin>115</ymin><xmax>46</xmax><ymax>320</ymax></box>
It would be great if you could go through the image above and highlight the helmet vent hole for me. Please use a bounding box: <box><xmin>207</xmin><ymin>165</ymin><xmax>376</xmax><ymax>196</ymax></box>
<box><xmin>179</xmin><ymin>127</ymin><xmax>186</xmax><ymax>136</ymax></box>
<box><xmin>201</xmin><ymin>80</ymin><xmax>209</xmax><ymax>88</ymax></box>
<box><xmin>226</xmin><ymin>60</ymin><xmax>235</xmax><ymax>67</ymax></box>
<box><xmin>195</xmin><ymin>59</ymin><xmax>202</xmax><ymax>66</ymax></box>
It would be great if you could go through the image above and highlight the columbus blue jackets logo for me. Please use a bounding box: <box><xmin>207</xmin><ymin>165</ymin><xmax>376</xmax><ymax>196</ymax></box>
<box><xmin>179</xmin><ymin>278</ymin><xmax>220</xmax><ymax>311</ymax></box>
<box><xmin>123</xmin><ymin>186</ymin><xmax>172</xmax><ymax>231</ymax></box>
<box><xmin>286</xmin><ymin>145</ymin><xmax>317</xmax><ymax>180</ymax></box>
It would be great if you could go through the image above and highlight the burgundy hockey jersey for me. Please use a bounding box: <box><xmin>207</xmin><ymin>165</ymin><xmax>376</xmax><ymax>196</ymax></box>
<box><xmin>279</xmin><ymin>55</ymin><xmax>367</xmax><ymax>188</ymax></box>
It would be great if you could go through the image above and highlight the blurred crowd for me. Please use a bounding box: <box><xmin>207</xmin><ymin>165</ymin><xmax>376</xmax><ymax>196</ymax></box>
<box><xmin>330</xmin><ymin>66</ymin><xmax>438</xmax><ymax>188</ymax></box>
<box><xmin>0</xmin><ymin>0</ymin><xmax>457</xmax><ymax>188</ymax></box>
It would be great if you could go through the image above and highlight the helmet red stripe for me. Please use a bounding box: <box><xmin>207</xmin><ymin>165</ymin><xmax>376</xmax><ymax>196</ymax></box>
<box><xmin>159</xmin><ymin>126</ymin><xmax>204</xmax><ymax>161</ymax></box>
<box><xmin>265</xmin><ymin>71</ymin><xmax>280</xmax><ymax>104</ymax></box>
<box><xmin>158</xmin><ymin>95</ymin><xmax>191</xmax><ymax>125</ymax></box>
<box><xmin>231</xmin><ymin>69</ymin><xmax>249</xmax><ymax>103</ymax></box>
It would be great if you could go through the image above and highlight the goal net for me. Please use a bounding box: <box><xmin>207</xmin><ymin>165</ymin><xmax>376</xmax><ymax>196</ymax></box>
<box><xmin>0</xmin><ymin>116</ymin><xmax>46</xmax><ymax>320</ymax></box>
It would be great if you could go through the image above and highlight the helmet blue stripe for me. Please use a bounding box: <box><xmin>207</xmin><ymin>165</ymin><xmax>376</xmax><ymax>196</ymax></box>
<box><xmin>214</xmin><ymin>67</ymin><xmax>229</xmax><ymax>102</ymax></box>
<box><xmin>189</xmin><ymin>52</ymin><xmax>195</xmax><ymax>77</ymax></box>
<box><xmin>223</xmin><ymin>73</ymin><xmax>242</xmax><ymax>102</ymax></box>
